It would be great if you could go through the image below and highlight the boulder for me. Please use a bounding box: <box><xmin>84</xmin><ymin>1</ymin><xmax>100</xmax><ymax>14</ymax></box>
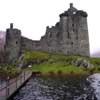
<box><xmin>72</xmin><ymin>58</ymin><xmax>93</xmax><ymax>68</ymax></box>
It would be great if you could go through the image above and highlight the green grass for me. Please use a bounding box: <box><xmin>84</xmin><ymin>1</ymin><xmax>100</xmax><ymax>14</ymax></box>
<box><xmin>88</xmin><ymin>57</ymin><xmax>100</xmax><ymax>65</ymax></box>
<box><xmin>24</xmin><ymin>50</ymin><xmax>49</xmax><ymax>61</ymax></box>
<box><xmin>28</xmin><ymin>61</ymin><xmax>88</xmax><ymax>75</ymax></box>
<box><xmin>0</xmin><ymin>64</ymin><xmax>21</xmax><ymax>79</ymax></box>
<box><xmin>23</xmin><ymin>50</ymin><xmax>81</xmax><ymax>62</ymax></box>
<box><xmin>25</xmin><ymin>50</ymin><xmax>100</xmax><ymax>75</ymax></box>
<box><xmin>1</xmin><ymin>50</ymin><xmax>100</xmax><ymax>77</ymax></box>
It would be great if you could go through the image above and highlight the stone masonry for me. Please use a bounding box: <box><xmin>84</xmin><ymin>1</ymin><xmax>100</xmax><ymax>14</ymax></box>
<box><xmin>0</xmin><ymin>3</ymin><xmax>90</xmax><ymax>63</ymax></box>
<box><xmin>39</xmin><ymin>3</ymin><xmax>90</xmax><ymax>56</ymax></box>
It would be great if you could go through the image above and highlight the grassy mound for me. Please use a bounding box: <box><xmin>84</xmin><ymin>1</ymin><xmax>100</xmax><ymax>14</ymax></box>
<box><xmin>1</xmin><ymin>50</ymin><xmax>100</xmax><ymax>78</ymax></box>
<box><xmin>24</xmin><ymin>50</ymin><xmax>49</xmax><ymax>61</ymax></box>
<box><xmin>29</xmin><ymin>61</ymin><xmax>87</xmax><ymax>75</ymax></box>
<box><xmin>25</xmin><ymin>50</ymin><xmax>100</xmax><ymax>75</ymax></box>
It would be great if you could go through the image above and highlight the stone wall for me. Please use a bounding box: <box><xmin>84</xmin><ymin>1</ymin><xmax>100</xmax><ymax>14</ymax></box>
<box><xmin>21</xmin><ymin>36</ymin><xmax>41</xmax><ymax>52</ymax></box>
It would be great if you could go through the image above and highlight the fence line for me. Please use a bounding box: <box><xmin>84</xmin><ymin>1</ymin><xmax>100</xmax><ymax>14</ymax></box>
<box><xmin>0</xmin><ymin>71</ymin><xmax>32</xmax><ymax>100</ymax></box>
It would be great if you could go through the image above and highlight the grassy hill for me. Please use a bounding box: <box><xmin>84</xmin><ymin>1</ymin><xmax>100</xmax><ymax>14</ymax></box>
<box><xmin>1</xmin><ymin>50</ymin><xmax>100</xmax><ymax>78</ymax></box>
<box><xmin>24</xmin><ymin>50</ymin><xmax>100</xmax><ymax>75</ymax></box>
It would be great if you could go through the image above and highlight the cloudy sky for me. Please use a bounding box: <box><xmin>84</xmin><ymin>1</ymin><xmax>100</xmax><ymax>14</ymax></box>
<box><xmin>0</xmin><ymin>0</ymin><xmax>100</xmax><ymax>54</ymax></box>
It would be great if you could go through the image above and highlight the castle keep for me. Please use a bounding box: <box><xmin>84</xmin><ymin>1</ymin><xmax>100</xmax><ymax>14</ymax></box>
<box><xmin>0</xmin><ymin>3</ymin><xmax>90</xmax><ymax>63</ymax></box>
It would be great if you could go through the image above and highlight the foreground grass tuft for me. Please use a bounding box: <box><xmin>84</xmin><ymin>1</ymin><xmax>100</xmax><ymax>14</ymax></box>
<box><xmin>0</xmin><ymin>64</ymin><xmax>21</xmax><ymax>79</ymax></box>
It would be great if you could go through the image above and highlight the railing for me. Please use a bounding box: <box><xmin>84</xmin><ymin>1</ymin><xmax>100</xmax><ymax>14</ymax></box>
<box><xmin>0</xmin><ymin>71</ymin><xmax>32</xmax><ymax>100</ymax></box>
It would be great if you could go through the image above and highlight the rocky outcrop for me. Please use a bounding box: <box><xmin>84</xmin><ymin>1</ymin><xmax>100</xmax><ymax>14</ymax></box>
<box><xmin>72</xmin><ymin>58</ymin><xmax>93</xmax><ymax>68</ymax></box>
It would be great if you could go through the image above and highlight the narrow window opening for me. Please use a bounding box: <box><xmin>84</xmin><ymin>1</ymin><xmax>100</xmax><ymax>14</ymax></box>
<box><xmin>16</xmin><ymin>41</ymin><xmax>18</xmax><ymax>44</ymax></box>
<box><xmin>68</xmin><ymin>32</ymin><xmax>70</xmax><ymax>39</ymax></box>
<box><xmin>71</xmin><ymin>42</ymin><xmax>73</xmax><ymax>45</ymax></box>
<box><xmin>72</xmin><ymin>24</ymin><xmax>74</xmax><ymax>32</ymax></box>
<box><xmin>72</xmin><ymin>24</ymin><xmax>74</xmax><ymax>27</ymax></box>
<box><xmin>50</xmin><ymin>34</ymin><xmax>52</xmax><ymax>38</ymax></box>
<box><xmin>76</xmin><ymin>33</ymin><xmax>78</xmax><ymax>40</ymax></box>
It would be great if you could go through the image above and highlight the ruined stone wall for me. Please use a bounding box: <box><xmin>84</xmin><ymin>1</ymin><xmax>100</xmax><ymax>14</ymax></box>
<box><xmin>21</xmin><ymin>37</ymin><xmax>34</xmax><ymax>51</ymax></box>
<box><xmin>39</xmin><ymin>26</ymin><xmax>64</xmax><ymax>55</ymax></box>
<box><xmin>38</xmin><ymin>3</ymin><xmax>90</xmax><ymax>56</ymax></box>
<box><xmin>21</xmin><ymin>36</ymin><xmax>41</xmax><ymax>52</ymax></box>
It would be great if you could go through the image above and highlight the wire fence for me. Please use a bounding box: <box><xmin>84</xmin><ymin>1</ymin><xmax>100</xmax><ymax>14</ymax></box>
<box><xmin>0</xmin><ymin>71</ymin><xmax>32</xmax><ymax>100</ymax></box>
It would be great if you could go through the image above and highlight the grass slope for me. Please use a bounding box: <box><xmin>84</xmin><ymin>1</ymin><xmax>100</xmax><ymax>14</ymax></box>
<box><xmin>25</xmin><ymin>50</ymin><xmax>100</xmax><ymax>75</ymax></box>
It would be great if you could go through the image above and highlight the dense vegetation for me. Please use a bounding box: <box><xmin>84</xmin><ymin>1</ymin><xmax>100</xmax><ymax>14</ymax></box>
<box><xmin>0</xmin><ymin>64</ymin><xmax>21</xmax><ymax>79</ymax></box>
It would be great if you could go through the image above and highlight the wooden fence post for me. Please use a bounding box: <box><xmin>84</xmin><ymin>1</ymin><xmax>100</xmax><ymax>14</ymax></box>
<box><xmin>16</xmin><ymin>77</ymin><xmax>17</xmax><ymax>89</ymax></box>
<box><xmin>6</xmin><ymin>76</ymin><xmax>10</xmax><ymax>98</ymax></box>
<box><xmin>24</xmin><ymin>71</ymin><xmax>25</xmax><ymax>81</ymax></box>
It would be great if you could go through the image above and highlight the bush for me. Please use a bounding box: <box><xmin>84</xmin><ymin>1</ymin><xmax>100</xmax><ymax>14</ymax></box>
<box><xmin>0</xmin><ymin>64</ymin><xmax>21</xmax><ymax>79</ymax></box>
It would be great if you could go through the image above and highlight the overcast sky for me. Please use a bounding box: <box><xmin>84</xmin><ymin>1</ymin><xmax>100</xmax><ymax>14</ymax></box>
<box><xmin>0</xmin><ymin>0</ymin><xmax>100</xmax><ymax>54</ymax></box>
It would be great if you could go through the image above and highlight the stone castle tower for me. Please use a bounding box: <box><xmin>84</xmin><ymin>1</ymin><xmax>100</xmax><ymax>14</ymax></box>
<box><xmin>40</xmin><ymin>3</ymin><xmax>90</xmax><ymax>56</ymax></box>
<box><xmin>0</xmin><ymin>3</ymin><xmax>90</xmax><ymax>63</ymax></box>
<box><xmin>5</xmin><ymin>23</ymin><xmax>21</xmax><ymax>63</ymax></box>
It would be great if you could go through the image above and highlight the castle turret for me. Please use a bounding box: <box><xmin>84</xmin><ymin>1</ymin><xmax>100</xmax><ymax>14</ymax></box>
<box><xmin>76</xmin><ymin>11</ymin><xmax>90</xmax><ymax>56</ymax></box>
<box><xmin>5</xmin><ymin>23</ymin><xmax>21</xmax><ymax>63</ymax></box>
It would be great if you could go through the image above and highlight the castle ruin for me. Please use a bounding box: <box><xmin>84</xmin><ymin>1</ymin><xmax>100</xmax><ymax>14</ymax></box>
<box><xmin>0</xmin><ymin>3</ymin><xmax>90</xmax><ymax>63</ymax></box>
